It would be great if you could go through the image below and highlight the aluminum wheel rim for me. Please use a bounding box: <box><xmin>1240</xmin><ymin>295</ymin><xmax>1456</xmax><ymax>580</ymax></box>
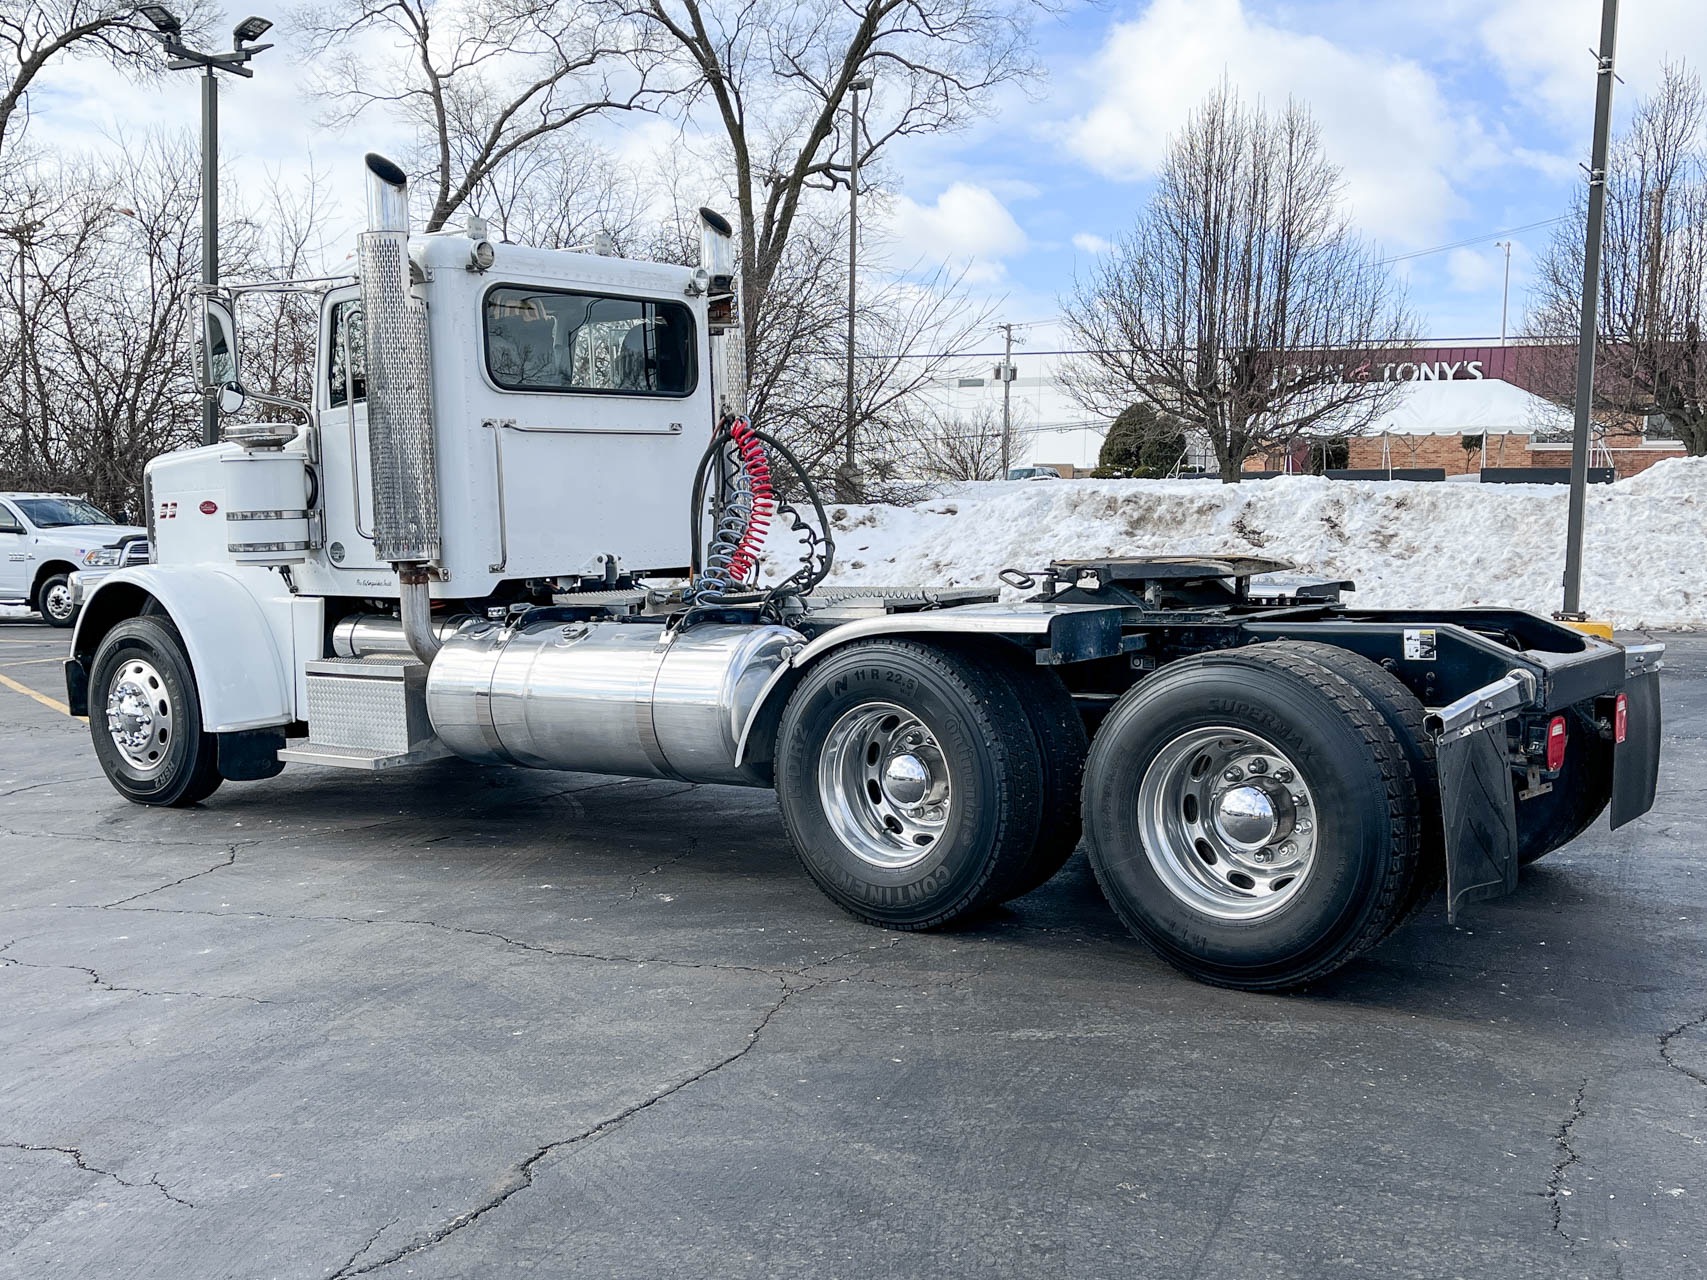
<box><xmin>1137</xmin><ymin>726</ymin><xmax>1318</xmax><ymax>921</ymax></box>
<box><xmin>817</xmin><ymin>701</ymin><xmax>953</xmax><ymax>870</ymax></box>
<box><xmin>105</xmin><ymin>658</ymin><xmax>174</xmax><ymax>775</ymax></box>
<box><xmin>43</xmin><ymin>582</ymin><xmax>73</xmax><ymax>622</ymax></box>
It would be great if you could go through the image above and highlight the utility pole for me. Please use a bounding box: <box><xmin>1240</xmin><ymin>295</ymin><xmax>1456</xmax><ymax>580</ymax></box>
<box><xmin>997</xmin><ymin>322</ymin><xmax>1016</xmax><ymax>477</ymax></box>
<box><xmin>137</xmin><ymin>6</ymin><xmax>274</xmax><ymax>447</ymax></box>
<box><xmin>1562</xmin><ymin>0</ymin><xmax>1618</xmax><ymax>619</ymax></box>
<box><xmin>1496</xmin><ymin>239</ymin><xmax>1513</xmax><ymax>345</ymax></box>
<box><xmin>843</xmin><ymin>75</ymin><xmax>872</xmax><ymax>499</ymax></box>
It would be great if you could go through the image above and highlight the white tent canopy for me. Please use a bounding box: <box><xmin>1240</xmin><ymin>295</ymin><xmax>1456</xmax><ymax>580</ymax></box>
<box><xmin>1364</xmin><ymin>378</ymin><xmax>1572</xmax><ymax>437</ymax></box>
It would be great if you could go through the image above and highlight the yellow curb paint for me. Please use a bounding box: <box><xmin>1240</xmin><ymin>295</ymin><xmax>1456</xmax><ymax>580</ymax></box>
<box><xmin>0</xmin><ymin>670</ymin><xmax>80</xmax><ymax>719</ymax></box>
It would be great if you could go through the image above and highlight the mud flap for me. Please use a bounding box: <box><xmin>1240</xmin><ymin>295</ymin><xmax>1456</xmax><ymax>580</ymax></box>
<box><xmin>1611</xmin><ymin>668</ymin><xmax>1662</xmax><ymax>829</ymax></box>
<box><xmin>1437</xmin><ymin>722</ymin><xmax>1519</xmax><ymax>923</ymax></box>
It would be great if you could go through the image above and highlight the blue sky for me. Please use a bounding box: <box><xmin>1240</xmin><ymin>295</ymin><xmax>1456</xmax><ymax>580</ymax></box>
<box><xmin>23</xmin><ymin>0</ymin><xmax>1707</xmax><ymax>347</ymax></box>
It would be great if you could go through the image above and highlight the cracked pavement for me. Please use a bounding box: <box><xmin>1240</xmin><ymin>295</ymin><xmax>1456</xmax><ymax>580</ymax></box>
<box><xmin>1</xmin><ymin>618</ymin><xmax>1703</xmax><ymax>1279</ymax></box>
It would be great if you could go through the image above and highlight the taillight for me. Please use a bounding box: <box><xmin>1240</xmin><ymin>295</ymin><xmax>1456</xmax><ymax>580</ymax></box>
<box><xmin>1546</xmin><ymin>716</ymin><xmax>1568</xmax><ymax>772</ymax></box>
<box><xmin>1614</xmin><ymin>693</ymin><xmax>1628</xmax><ymax>745</ymax></box>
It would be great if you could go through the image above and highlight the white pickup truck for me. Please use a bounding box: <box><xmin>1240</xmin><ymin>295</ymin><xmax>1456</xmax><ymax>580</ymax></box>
<box><xmin>0</xmin><ymin>493</ymin><xmax>148</xmax><ymax>627</ymax></box>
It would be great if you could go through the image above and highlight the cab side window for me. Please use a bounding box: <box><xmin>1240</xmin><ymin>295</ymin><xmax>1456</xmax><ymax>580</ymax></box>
<box><xmin>328</xmin><ymin>299</ymin><xmax>367</xmax><ymax>408</ymax></box>
<box><xmin>0</xmin><ymin>505</ymin><xmax>22</xmax><ymax>534</ymax></box>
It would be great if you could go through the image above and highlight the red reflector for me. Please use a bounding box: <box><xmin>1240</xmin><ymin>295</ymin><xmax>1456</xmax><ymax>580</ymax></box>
<box><xmin>1614</xmin><ymin>693</ymin><xmax>1628</xmax><ymax>745</ymax></box>
<box><xmin>1546</xmin><ymin>716</ymin><xmax>1568</xmax><ymax>772</ymax></box>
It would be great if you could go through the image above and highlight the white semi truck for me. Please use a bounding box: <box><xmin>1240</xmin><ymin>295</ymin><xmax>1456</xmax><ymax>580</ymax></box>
<box><xmin>65</xmin><ymin>154</ymin><xmax>1664</xmax><ymax>990</ymax></box>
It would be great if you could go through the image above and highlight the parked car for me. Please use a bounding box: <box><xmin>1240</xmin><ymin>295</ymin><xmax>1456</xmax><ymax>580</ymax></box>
<box><xmin>1006</xmin><ymin>465</ymin><xmax>1062</xmax><ymax>481</ymax></box>
<box><xmin>0</xmin><ymin>494</ymin><xmax>148</xmax><ymax>628</ymax></box>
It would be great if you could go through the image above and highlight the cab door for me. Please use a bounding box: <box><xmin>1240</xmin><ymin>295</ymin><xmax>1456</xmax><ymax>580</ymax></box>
<box><xmin>315</xmin><ymin>290</ymin><xmax>384</xmax><ymax>574</ymax></box>
<box><xmin>0</xmin><ymin>501</ymin><xmax>28</xmax><ymax>601</ymax></box>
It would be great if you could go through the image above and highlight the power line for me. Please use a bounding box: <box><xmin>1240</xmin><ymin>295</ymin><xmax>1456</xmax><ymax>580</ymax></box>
<box><xmin>1376</xmin><ymin>216</ymin><xmax>1569</xmax><ymax>265</ymax></box>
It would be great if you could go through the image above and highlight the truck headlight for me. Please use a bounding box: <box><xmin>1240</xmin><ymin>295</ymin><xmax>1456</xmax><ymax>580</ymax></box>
<box><xmin>83</xmin><ymin>547</ymin><xmax>122</xmax><ymax>567</ymax></box>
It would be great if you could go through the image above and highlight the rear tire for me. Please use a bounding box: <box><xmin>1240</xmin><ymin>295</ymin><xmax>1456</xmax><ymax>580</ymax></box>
<box><xmin>1253</xmin><ymin>641</ymin><xmax>1441</xmax><ymax>931</ymax></box>
<box><xmin>976</xmin><ymin>654</ymin><xmax>1089</xmax><ymax>903</ymax></box>
<box><xmin>38</xmin><ymin>574</ymin><xmax>76</xmax><ymax>628</ymax></box>
<box><xmin>89</xmin><ymin>617</ymin><xmax>223</xmax><ymax>807</ymax></box>
<box><xmin>1082</xmin><ymin>643</ymin><xmax>1420</xmax><ymax>991</ymax></box>
<box><xmin>775</xmin><ymin>639</ymin><xmax>1042</xmax><ymax>930</ymax></box>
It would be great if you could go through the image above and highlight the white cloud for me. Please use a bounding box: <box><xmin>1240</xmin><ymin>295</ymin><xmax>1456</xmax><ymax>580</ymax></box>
<box><xmin>881</xmin><ymin>182</ymin><xmax>1027</xmax><ymax>282</ymax></box>
<box><xmin>1071</xmin><ymin>232</ymin><xmax>1112</xmax><ymax>255</ymax></box>
<box><xmin>1064</xmin><ymin>0</ymin><xmax>1467</xmax><ymax>248</ymax></box>
<box><xmin>1477</xmin><ymin>0</ymin><xmax>1707</xmax><ymax>130</ymax></box>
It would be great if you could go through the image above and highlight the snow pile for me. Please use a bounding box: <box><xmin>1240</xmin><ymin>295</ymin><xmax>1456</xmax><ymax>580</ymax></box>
<box><xmin>770</xmin><ymin>457</ymin><xmax>1706</xmax><ymax>630</ymax></box>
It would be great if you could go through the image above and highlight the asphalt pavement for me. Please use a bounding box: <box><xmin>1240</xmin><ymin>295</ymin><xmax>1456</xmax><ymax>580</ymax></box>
<box><xmin>1</xmin><ymin>615</ymin><xmax>1703</xmax><ymax>1280</ymax></box>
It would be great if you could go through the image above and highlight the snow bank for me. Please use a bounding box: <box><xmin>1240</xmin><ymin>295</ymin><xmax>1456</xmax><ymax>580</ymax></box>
<box><xmin>770</xmin><ymin>457</ymin><xmax>1707</xmax><ymax>630</ymax></box>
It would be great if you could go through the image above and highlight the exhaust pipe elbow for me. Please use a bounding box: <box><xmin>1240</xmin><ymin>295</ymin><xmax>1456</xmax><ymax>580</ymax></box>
<box><xmin>398</xmin><ymin>567</ymin><xmax>441</xmax><ymax>664</ymax></box>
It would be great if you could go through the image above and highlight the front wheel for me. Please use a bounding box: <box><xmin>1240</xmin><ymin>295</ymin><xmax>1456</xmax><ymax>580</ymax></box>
<box><xmin>88</xmin><ymin>617</ymin><xmax>223</xmax><ymax>807</ymax></box>
<box><xmin>1082</xmin><ymin>644</ymin><xmax>1420</xmax><ymax>991</ymax></box>
<box><xmin>38</xmin><ymin>574</ymin><xmax>76</xmax><ymax>628</ymax></box>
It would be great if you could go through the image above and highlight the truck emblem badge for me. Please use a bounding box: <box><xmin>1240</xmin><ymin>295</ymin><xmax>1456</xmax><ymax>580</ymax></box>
<box><xmin>328</xmin><ymin>541</ymin><xmax>346</xmax><ymax>563</ymax></box>
<box><xmin>199</xmin><ymin>500</ymin><xmax>219</xmax><ymax>515</ymax></box>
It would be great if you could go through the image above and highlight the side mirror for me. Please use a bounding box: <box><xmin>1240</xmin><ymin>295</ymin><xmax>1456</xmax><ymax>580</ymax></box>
<box><xmin>218</xmin><ymin>384</ymin><xmax>247</xmax><ymax>415</ymax></box>
<box><xmin>194</xmin><ymin>294</ymin><xmax>241</xmax><ymax>394</ymax></box>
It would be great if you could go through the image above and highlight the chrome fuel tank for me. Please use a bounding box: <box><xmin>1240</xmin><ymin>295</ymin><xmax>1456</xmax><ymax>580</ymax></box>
<box><xmin>426</xmin><ymin>616</ymin><xmax>802</xmax><ymax>785</ymax></box>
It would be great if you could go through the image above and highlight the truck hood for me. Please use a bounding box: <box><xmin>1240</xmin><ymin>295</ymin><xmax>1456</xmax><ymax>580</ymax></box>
<box><xmin>41</xmin><ymin>524</ymin><xmax>146</xmax><ymax>547</ymax></box>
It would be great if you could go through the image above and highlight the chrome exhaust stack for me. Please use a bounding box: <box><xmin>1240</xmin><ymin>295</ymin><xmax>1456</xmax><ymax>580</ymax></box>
<box><xmin>359</xmin><ymin>152</ymin><xmax>442</xmax><ymax>661</ymax></box>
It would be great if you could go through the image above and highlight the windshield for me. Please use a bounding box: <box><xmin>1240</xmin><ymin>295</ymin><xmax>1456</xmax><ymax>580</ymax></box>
<box><xmin>15</xmin><ymin>497</ymin><xmax>115</xmax><ymax>528</ymax></box>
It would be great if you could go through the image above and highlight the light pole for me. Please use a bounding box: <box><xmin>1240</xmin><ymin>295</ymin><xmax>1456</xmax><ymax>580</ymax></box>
<box><xmin>842</xmin><ymin>74</ymin><xmax>872</xmax><ymax>499</ymax></box>
<box><xmin>137</xmin><ymin>6</ymin><xmax>274</xmax><ymax>447</ymax></box>
<box><xmin>1496</xmin><ymin>239</ymin><xmax>1513</xmax><ymax>345</ymax></box>
<box><xmin>1</xmin><ymin>221</ymin><xmax>38</xmax><ymax>481</ymax></box>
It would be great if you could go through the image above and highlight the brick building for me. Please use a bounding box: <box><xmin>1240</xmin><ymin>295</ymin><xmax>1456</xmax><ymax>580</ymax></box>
<box><xmin>1246</xmin><ymin>343</ymin><xmax>1687</xmax><ymax>479</ymax></box>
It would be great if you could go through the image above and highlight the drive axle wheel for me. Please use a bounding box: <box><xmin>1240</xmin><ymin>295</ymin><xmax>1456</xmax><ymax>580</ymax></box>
<box><xmin>88</xmin><ymin>616</ymin><xmax>222</xmax><ymax>807</ymax></box>
<box><xmin>1083</xmin><ymin>643</ymin><xmax>1419</xmax><ymax>991</ymax></box>
<box><xmin>776</xmin><ymin>639</ymin><xmax>1042</xmax><ymax>930</ymax></box>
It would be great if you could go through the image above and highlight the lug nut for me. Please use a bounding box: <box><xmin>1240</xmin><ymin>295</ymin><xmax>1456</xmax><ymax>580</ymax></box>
<box><xmin>1223</xmin><ymin>766</ymin><xmax>1245</xmax><ymax>782</ymax></box>
<box><xmin>1297</xmin><ymin>819</ymin><xmax>1312</xmax><ymax>833</ymax></box>
<box><xmin>1253</xmin><ymin>847</ymin><xmax>1274</xmax><ymax>863</ymax></box>
<box><xmin>1248</xmin><ymin>758</ymin><xmax>1268</xmax><ymax>774</ymax></box>
<box><xmin>1280</xmin><ymin>842</ymin><xmax>1298</xmax><ymax>858</ymax></box>
<box><xmin>1274</xmin><ymin>768</ymin><xmax>1293</xmax><ymax>782</ymax></box>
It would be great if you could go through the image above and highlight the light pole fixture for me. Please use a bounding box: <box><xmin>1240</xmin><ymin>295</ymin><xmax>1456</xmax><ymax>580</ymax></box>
<box><xmin>842</xmin><ymin>74</ymin><xmax>873</xmax><ymax>499</ymax></box>
<box><xmin>1495</xmin><ymin>239</ymin><xmax>1513</xmax><ymax>346</ymax></box>
<box><xmin>137</xmin><ymin>6</ymin><xmax>275</xmax><ymax>445</ymax></box>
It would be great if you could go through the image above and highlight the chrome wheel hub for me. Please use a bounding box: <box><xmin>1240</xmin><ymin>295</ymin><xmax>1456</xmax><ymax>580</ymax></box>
<box><xmin>43</xmin><ymin>582</ymin><xmax>73</xmax><ymax>621</ymax></box>
<box><xmin>817</xmin><ymin>702</ymin><xmax>952</xmax><ymax>869</ymax></box>
<box><xmin>105</xmin><ymin>658</ymin><xmax>173</xmax><ymax>775</ymax></box>
<box><xmin>1137</xmin><ymin>727</ymin><xmax>1317</xmax><ymax>921</ymax></box>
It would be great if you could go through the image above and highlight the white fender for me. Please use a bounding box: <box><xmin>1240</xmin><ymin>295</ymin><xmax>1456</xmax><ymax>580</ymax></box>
<box><xmin>73</xmin><ymin>566</ymin><xmax>294</xmax><ymax>732</ymax></box>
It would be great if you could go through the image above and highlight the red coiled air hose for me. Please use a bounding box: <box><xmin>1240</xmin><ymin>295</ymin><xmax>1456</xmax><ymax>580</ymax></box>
<box><xmin>726</xmin><ymin>418</ymin><xmax>775</xmax><ymax>583</ymax></box>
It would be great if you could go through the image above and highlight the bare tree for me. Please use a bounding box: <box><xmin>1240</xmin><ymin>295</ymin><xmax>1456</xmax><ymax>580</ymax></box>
<box><xmin>470</xmin><ymin>133</ymin><xmax>649</xmax><ymax>251</ymax></box>
<box><xmin>0</xmin><ymin>135</ymin><xmax>207</xmax><ymax>517</ymax></box>
<box><xmin>1527</xmin><ymin>65</ymin><xmax>1707</xmax><ymax>457</ymax></box>
<box><xmin>623</xmin><ymin>0</ymin><xmax>1040</xmax><ymax>456</ymax></box>
<box><xmin>297</xmin><ymin>0</ymin><xmax>669</xmax><ymax>232</ymax></box>
<box><xmin>1</xmin><ymin>0</ymin><xmax>216</xmax><ymax>154</ymax></box>
<box><xmin>1061</xmin><ymin>86</ymin><xmax>1413</xmax><ymax>482</ymax></box>
<box><xmin>913</xmin><ymin>401</ymin><xmax>1032</xmax><ymax>481</ymax></box>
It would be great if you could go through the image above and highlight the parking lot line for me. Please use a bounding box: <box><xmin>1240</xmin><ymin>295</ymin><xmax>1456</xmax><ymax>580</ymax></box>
<box><xmin>0</xmin><ymin>669</ymin><xmax>75</xmax><ymax>717</ymax></box>
<box><xmin>0</xmin><ymin>656</ymin><xmax>66</xmax><ymax>668</ymax></box>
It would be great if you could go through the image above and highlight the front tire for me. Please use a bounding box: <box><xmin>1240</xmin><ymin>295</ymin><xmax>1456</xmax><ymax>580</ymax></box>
<box><xmin>1082</xmin><ymin>644</ymin><xmax>1420</xmax><ymax>991</ymax></box>
<box><xmin>775</xmin><ymin>639</ymin><xmax>1042</xmax><ymax>930</ymax></box>
<box><xmin>38</xmin><ymin>574</ymin><xmax>76</xmax><ymax>628</ymax></box>
<box><xmin>89</xmin><ymin>617</ymin><xmax>223</xmax><ymax>807</ymax></box>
